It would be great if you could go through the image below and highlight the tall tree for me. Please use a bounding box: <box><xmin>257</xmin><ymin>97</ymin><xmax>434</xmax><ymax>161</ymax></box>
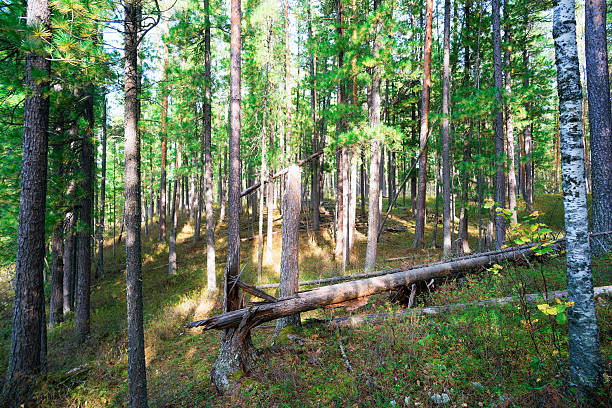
<box><xmin>441</xmin><ymin>0</ymin><xmax>451</xmax><ymax>257</ymax></box>
<box><xmin>504</xmin><ymin>0</ymin><xmax>517</xmax><ymax>224</ymax></box>
<box><xmin>203</xmin><ymin>0</ymin><xmax>216</xmax><ymax>293</ymax></box>
<box><xmin>210</xmin><ymin>0</ymin><xmax>254</xmax><ymax>392</ymax></box>
<box><xmin>97</xmin><ymin>95</ymin><xmax>107</xmax><ymax>276</ymax></box>
<box><xmin>2</xmin><ymin>0</ymin><xmax>51</xmax><ymax>402</ymax></box>
<box><xmin>414</xmin><ymin>0</ymin><xmax>433</xmax><ymax>249</ymax></box>
<box><xmin>76</xmin><ymin>86</ymin><xmax>94</xmax><ymax>343</ymax></box>
<box><xmin>492</xmin><ymin>0</ymin><xmax>506</xmax><ymax>249</ymax></box>
<box><xmin>159</xmin><ymin>17</ymin><xmax>170</xmax><ymax>242</ymax></box>
<box><xmin>364</xmin><ymin>0</ymin><xmax>383</xmax><ymax>270</ymax></box>
<box><xmin>308</xmin><ymin>1</ymin><xmax>320</xmax><ymax>231</ymax></box>
<box><xmin>124</xmin><ymin>0</ymin><xmax>148</xmax><ymax>405</ymax></box>
<box><xmin>585</xmin><ymin>0</ymin><xmax>612</xmax><ymax>253</ymax></box>
<box><xmin>553</xmin><ymin>0</ymin><xmax>602</xmax><ymax>393</ymax></box>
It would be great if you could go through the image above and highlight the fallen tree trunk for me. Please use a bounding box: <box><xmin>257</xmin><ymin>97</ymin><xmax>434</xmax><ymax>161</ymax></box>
<box><xmin>240</xmin><ymin>151</ymin><xmax>323</xmax><ymax>197</ymax></box>
<box><xmin>320</xmin><ymin>285</ymin><xmax>612</xmax><ymax>327</ymax></box>
<box><xmin>187</xmin><ymin>239</ymin><xmax>564</xmax><ymax>330</ymax></box>
<box><xmin>257</xmin><ymin>242</ymin><xmax>540</xmax><ymax>289</ymax></box>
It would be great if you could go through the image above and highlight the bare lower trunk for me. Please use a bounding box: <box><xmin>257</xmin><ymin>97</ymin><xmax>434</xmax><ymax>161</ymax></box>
<box><xmin>504</xmin><ymin>0</ymin><xmax>517</xmax><ymax>224</ymax></box>
<box><xmin>492</xmin><ymin>0</ymin><xmax>506</xmax><ymax>249</ymax></box>
<box><xmin>365</xmin><ymin>0</ymin><xmax>383</xmax><ymax>271</ymax></box>
<box><xmin>203</xmin><ymin>0</ymin><xmax>216</xmax><ymax>292</ymax></box>
<box><xmin>276</xmin><ymin>166</ymin><xmax>302</xmax><ymax>329</ymax></box>
<box><xmin>553</xmin><ymin>0</ymin><xmax>602</xmax><ymax>392</ymax></box>
<box><xmin>124</xmin><ymin>3</ymin><xmax>148</xmax><ymax>405</ymax></box>
<box><xmin>49</xmin><ymin>224</ymin><xmax>63</xmax><ymax>328</ymax></box>
<box><xmin>76</xmin><ymin>87</ymin><xmax>94</xmax><ymax>343</ymax></box>
<box><xmin>586</xmin><ymin>0</ymin><xmax>612</xmax><ymax>254</ymax></box>
<box><xmin>211</xmin><ymin>0</ymin><xmax>253</xmax><ymax>392</ymax></box>
<box><xmin>441</xmin><ymin>0</ymin><xmax>451</xmax><ymax>257</ymax></box>
<box><xmin>414</xmin><ymin>0</ymin><xmax>433</xmax><ymax>249</ymax></box>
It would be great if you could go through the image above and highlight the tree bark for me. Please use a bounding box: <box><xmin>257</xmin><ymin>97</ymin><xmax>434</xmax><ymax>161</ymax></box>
<box><xmin>2</xmin><ymin>0</ymin><xmax>50</xmax><ymax>401</ymax></box>
<box><xmin>553</xmin><ymin>0</ymin><xmax>602</xmax><ymax>393</ymax></box>
<box><xmin>442</xmin><ymin>0</ymin><xmax>452</xmax><ymax>257</ymax></box>
<box><xmin>492</xmin><ymin>0</ymin><xmax>506</xmax><ymax>249</ymax></box>
<box><xmin>308</xmin><ymin>1</ymin><xmax>320</xmax><ymax>231</ymax></box>
<box><xmin>585</xmin><ymin>0</ymin><xmax>612</xmax><ymax>254</ymax></box>
<box><xmin>204</xmin><ymin>0</ymin><xmax>216</xmax><ymax>292</ymax></box>
<box><xmin>76</xmin><ymin>86</ymin><xmax>94</xmax><ymax>343</ymax></box>
<box><xmin>49</xmin><ymin>223</ymin><xmax>63</xmax><ymax>328</ymax></box>
<box><xmin>159</xmin><ymin>17</ymin><xmax>170</xmax><ymax>242</ymax></box>
<box><xmin>124</xmin><ymin>2</ymin><xmax>148</xmax><ymax>405</ymax></box>
<box><xmin>365</xmin><ymin>0</ymin><xmax>383</xmax><ymax>271</ymax></box>
<box><xmin>276</xmin><ymin>166</ymin><xmax>302</xmax><ymax>329</ymax></box>
<box><xmin>211</xmin><ymin>0</ymin><xmax>255</xmax><ymax>393</ymax></box>
<box><xmin>504</xmin><ymin>0</ymin><xmax>517</xmax><ymax>224</ymax></box>
<box><xmin>414</xmin><ymin>0</ymin><xmax>433</xmax><ymax>248</ymax></box>
<box><xmin>190</xmin><ymin>240</ymin><xmax>569</xmax><ymax>331</ymax></box>
<box><xmin>169</xmin><ymin>143</ymin><xmax>180</xmax><ymax>277</ymax></box>
<box><xmin>97</xmin><ymin>95</ymin><xmax>107</xmax><ymax>276</ymax></box>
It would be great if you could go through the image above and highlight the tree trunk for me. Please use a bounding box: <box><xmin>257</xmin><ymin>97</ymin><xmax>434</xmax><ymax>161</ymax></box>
<box><xmin>308</xmin><ymin>1</ymin><xmax>320</xmax><ymax>231</ymax></box>
<box><xmin>124</xmin><ymin>2</ymin><xmax>148</xmax><ymax>405</ymax></box>
<box><xmin>492</xmin><ymin>0</ymin><xmax>506</xmax><ymax>249</ymax></box>
<box><xmin>553</xmin><ymin>0</ymin><xmax>602</xmax><ymax>393</ymax></box>
<box><xmin>97</xmin><ymin>95</ymin><xmax>107</xmax><ymax>276</ymax></box>
<box><xmin>203</xmin><ymin>0</ymin><xmax>216</xmax><ymax>292</ymax></box>
<box><xmin>76</xmin><ymin>86</ymin><xmax>94</xmax><ymax>343</ymax></box>
<box><xmin>211</xmin><ymin>0</ymin><xmax>255</xmax><ymax>393</ymax></box>
<box><xmin>585</xmin><ymin>0</ymin><xmax>612</xmax><ymax>254</ymax></box>
<box><xmin>62</xmin><ymin>202</ymin><xmax>76</xmax><ymax>314</ymax></box>
<box><xmin>504</xmin><ymin>0</ymin><xmax>517</xmax><ymax>224</ymax></box>
<box><xmin>365</xmin><ymin>0</ymin><xmax>383</xmax><ymax>271</ymax></box>
<box><xmin>2</xmin><ymin>0</ymin><xmax>50</xmax><ymax>401</ymax></box>
<box><xmin>159</xmin><ymin>18</ymin><xmax>170</xmax><ymax>242</ymax></box>
<box><xmin>276</xmin><ymin>165</ymin><xmax>302</xmax><ymax>329</ymax></box>
<box><xmin>169</xmin><ymin>143</ymin><xmax>180</xmax><ymax>277</ymax></box>
<box><xmin>414</xmin><ymin>0</ymin><xmax>433</xmax><ymax>248</ymax></box>
<box><xmin>49</xmin><ymin>223</ymin><xmax>63</xmax><ymax>328</ymax></box>
<box><xmin>522</xmin><ymin>15</ymin><xmax>534</xmax><ymax>212</ymax></box>
<box><xmin>442</xmin><ymin>0</ymin><xmax>452</xmax><ymax>257</ymax></box>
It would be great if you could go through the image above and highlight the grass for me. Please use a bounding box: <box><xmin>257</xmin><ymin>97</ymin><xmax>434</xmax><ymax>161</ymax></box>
<box><xmin>0</xmin><ymin>193</ymin><xmax>611</xmax><ymax>407</ymax></box>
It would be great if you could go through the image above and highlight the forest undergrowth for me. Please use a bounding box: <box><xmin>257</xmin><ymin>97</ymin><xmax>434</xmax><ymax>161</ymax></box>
<box><xmin>0</xmin><ymin>194</ymin><xmax>610</xmax><ymax>407</ymax></box>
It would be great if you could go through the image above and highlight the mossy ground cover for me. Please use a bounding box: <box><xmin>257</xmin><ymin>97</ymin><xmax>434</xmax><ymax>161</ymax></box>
<box><xmin>0</xmin><ymin>194</ymin><xmax>610</xmax><ymax>407</ymax></box>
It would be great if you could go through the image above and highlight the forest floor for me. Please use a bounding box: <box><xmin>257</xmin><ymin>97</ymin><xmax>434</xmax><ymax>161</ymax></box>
<box><xmin>0</xmin><ymin>194</ymin><xmax>611</xmax><ymax>407</ymax></box>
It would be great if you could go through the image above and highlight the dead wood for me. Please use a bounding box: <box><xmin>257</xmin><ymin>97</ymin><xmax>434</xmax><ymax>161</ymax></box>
<box><xmin>187</xmin><ymin>239</ymin><xmax>566</xmax><ymax>331</ymax></box>
<box><xmin>321</xmin><ymin>285</ymin><xmax>612</xmax><ymax>327</ymax></box>
<box><xmin>240</xmin><ymin>151</ymin><xmax>323</xmax><ymax>197</ymax></box>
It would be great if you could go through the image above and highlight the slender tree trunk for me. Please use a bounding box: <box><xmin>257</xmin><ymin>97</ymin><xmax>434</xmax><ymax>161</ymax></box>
<box><xmin>442</xmin><ymin>0</ymin><xmax>452</xmax><ymax>257</ymax></box>
<box><xmin>49</xmin><ymin>223</ymin><xmax>63</xmax><ymax>328</ymax></box>
<box><xmin>211</xmin><ymin>0</ymin><xmax>254</xmax><ymax>392</ymax></box>
<box><xmin>585</xmin><ymin>0</ymin><xmax>612</xmax><ymax>253</ymax></box>
<box><xmin>159</xmin><ymin>18</ymin><xmax>170</xmax><ymax>242</ymax></box>
<box><xmin>414</xmin><ymin>0</ymin><xmax>433</xmax><ymax>248</ymax></box>
<box><xmin>76</xmin><ymin>86</ymin><xmax>94</xmax><ymax>343</ymax></box>
<box><xmin>97</xmin><ymin>95</ymin><xmax>107</xmax><ymax>277</ymax></box>
<box><xmin>522</xmin><ymin>14</ymin><xmax>534</xmax><ymax>212</ymax></box>
<box><xmin>276</xmin><ymin>165</ymin><xmax>302</xmax><ymax>329</ymax></box>
<box><xmin>124</xmin><ymin>2</ymin><xmax>148</xmax><ymax>405</ymax></box>
<box><xmin>284</xmin><ymin>0</ymin><xmax>292</xmax><ymax>166</ymax></box>
<box><xmin>308</xmin><ymin>2</ymin><xmax>320</xmax><ymax>231</ymax></box>
<box><xmin>492</xmin><ymin>0</ymin><xmax>506</xmax><ymax>249</ymax></box>
<box><xmin>364</xmin><ymin>0</ymin><xmax>383</xmax><ymax>271</ymax></box>
<box><xmin>62</xmin><ymin>196</ymin><xmax>76</xmax><ymax>314</ymax></box>
<box><xmin>504</xmin><ymin>0</ymin><xmax>517</xmax><ymax>224</ymax></box>
<box><xmin>169</xmin><ymin>143</ymin><xmax>180</xmax><ymax>277</ymax></box>
<box><xmin>203</xmin><ymin>0</ymin><xmax>216</xmax><ymax>292</ymax></box>
<box><xmin>553</xmin><ymin>0</ymin><xmax>602</xmax><ymax>393</ymax></box>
